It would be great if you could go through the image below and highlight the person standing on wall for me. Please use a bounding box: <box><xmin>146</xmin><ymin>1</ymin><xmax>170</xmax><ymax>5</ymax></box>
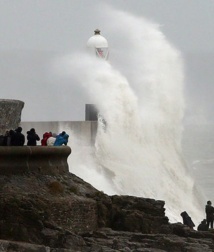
<box><xmin>54</xmin><ymin>131</ymin><xmax>69</xmax><ymax>146</ymax></box>
<box><xmin>41</xmin><ymin>132</ymin><xmax>52</xmax><ymax>146</ymax></box>
<box><xmin>47</xmin><ymin>133</ymin><xmax>57</xmax><ymax>146</ymax></box>
<box><xmin>27</xmin><ymin>128</ymin><xmax>40</xmax><ymax>146</ymax></box>
<box><xmin>13</xmin><ymin>127</ymin><xmax>25</xmax><ymax>146</ymax></box>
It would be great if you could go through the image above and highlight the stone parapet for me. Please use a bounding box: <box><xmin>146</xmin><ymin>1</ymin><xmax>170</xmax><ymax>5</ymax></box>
<box><xmin>0</xmin><ymin>146</ymin><xmax>71</xmax><ymax>175</ymax></box>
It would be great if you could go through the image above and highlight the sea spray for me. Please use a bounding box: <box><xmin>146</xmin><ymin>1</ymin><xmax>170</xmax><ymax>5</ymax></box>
<box><xmin>55</xmin><ymin>7</ymin><xmax>204</xmax><ymax>224</ymax></box>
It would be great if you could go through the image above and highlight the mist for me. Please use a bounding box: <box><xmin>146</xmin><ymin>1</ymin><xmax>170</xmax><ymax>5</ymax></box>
<box><xmin>53</xmin><ymin>7</ymin><xmax>205</xmax><ymax>224</ymax></box>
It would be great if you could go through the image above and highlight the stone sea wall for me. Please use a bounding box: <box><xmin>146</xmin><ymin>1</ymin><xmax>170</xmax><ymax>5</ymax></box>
<box><xmin>0</xmin><ymin>146</ymin><xmax>71</xmax><ymax>175</ymax></box>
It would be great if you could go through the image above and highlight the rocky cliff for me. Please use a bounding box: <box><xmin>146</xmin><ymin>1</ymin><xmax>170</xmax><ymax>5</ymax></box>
<box><xmin>0</xmin><ymin>170</ymin><xmax>214</xmax><ymax>252</ymax></box>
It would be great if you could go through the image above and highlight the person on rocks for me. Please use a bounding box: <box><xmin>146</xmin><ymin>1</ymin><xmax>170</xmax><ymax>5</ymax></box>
<box><xmin>41</xmin><ymin>132</ymin><xmax>52</xmax><ymax>146</ymax></box>
<box><xmin>54</xmin><ymin>131</ymin><xmax>69</xmax><ymax>146</ymax></box>
<box><xmin>180</xmin><ymin>211</ymin><xmax>195</xmax><ymax>229</ymax></box>
<box><xmin>205</xmin><ymin>200</ymin><xmax>214</xmax><ymax>229</ymax></box>
<box><xmin>47</xmin><ymin>133</ymin><xmax>57</xmax><ymax>146</ymax></box>
<box><xmin>27</xmin><ymin>128</ymin><xmax>40</xmax><ymax>146</ymax></box>
<box><xmin>13</xmin><ymin>127</ymin><xmax>25</xmax><ymax>146</ymax></box>
<box><xmin>197</xmin><ymin>219</ymin><xmax>208</xmax><ymax>231</ymax></box>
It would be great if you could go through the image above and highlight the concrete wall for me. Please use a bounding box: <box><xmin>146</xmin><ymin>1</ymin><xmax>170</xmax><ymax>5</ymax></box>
<box><xmin>21</xmin><ymin>121</ymin><xmax>98</xmax><ymax>146</ymax></box>
<box><xmin>0</xmin><ymin>146</ymin><xmax>71</xmax><ymax>175</ymax></box>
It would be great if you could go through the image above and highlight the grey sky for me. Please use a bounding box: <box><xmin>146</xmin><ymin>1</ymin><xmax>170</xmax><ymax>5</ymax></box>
<box><xmin>0</xmin><ymin>0</ymin><xmax>213</xmax><ymax>53</ymax></box>
<box><xmin>0</xmin><ymin>0</ymin><xmax>213</xmax><ymax>122</ymax></box>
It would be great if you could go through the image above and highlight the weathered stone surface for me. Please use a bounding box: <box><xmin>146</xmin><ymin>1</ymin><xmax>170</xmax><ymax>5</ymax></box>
<box><xmin>0</xmin><ymin>239</ymin><xmax>50</xmax><ymax>252</ymax></box>
<box><xmin>1</xmin><ymin>171</ymin><xmax>214</xmax><ymax>251</ymax></box>
<box><xmin>0</xmin><ymin>146</ymin><xmax>71</xmax><ymax>175</ymax></box>
<box><xmin>109</xmin><ymin>195</ymin><xmax>167</xmax><ymax>233</ymax></box>
<box><xmin>81</xmin><ymin>228</ymin><xmax>214</xmax><ymax>251</ymax></box>
<box><xmin>0</xmin><ymin>99</ymin><xmax>24</xmax><ymax>135</ymax></box>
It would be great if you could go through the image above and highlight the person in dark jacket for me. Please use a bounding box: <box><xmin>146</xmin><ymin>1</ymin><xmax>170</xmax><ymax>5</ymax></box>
<box><xmin>13</xmin><ymin>127</ymin><xmax>25</xmax><ymax>146</ymax></box>
<box><xmin>2</xmin><ymin>130</ymin><xmax>9</xmax><ymax>146</ymax></box>
<box><xmin>27</xmin><ymin>128</ymin><xmax>40</xmax><ymax>146</ymax></box>
<box><xmin>205</xmin><ymin>200</ymin><xmax>214</xmax><ymax>229</ymax></box>
<box><xmin>197</xmin><ymin>219</ymin><xmax>208</xmax><ymax>231</ymax></box>
<box><xmin>3</xmin><ymin>129</ymin><xmax>15</xmax><ymax>146</ymax></box>
<box><xmin>54</xmin><ymin>131</ymin><xmax>69</xmax><ymax>146</ymax></box>
<box><xmin>0</xmin><ymin>134</ymin><xmax>4</xmax><ymax>146</ymax></box>
<box><xmin>180</xmin><ymin>211</ymin><xmax>195</xmax><ymax>229</ymax></box>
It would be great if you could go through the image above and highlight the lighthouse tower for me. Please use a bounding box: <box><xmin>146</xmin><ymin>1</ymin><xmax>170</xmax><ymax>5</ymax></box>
<box><xmin>85</xmin><ymin>29</ymin><xmax>109</xmax><ymax>121</ymax></box>
<box><xmin>86</xmin><ymin>29</ymin><xmax>109</xmax><ymax>60</ymax></box>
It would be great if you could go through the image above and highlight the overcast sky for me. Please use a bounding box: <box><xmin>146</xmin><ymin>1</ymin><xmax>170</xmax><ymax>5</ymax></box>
<box><xmin>0</xmin><ymin>0</ymin><xmax>213</xmax><ymax>123</ymax></box>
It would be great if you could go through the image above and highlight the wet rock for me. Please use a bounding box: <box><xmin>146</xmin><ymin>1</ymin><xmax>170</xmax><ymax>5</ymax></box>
<box><xmin>1</xmin><ymin>172</ymin><xmax>214</xmax><ymax>251</ymax></box>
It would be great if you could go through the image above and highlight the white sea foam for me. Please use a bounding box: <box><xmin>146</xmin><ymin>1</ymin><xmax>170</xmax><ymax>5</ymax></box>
<box><xmin>56</xmin><ymin>6</ymin><xmax>205</xmax><ymax>225</ymax></box>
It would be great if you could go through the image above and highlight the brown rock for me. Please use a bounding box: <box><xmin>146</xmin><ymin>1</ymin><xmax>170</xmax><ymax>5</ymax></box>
<box><xmin>1</xmin><ymin>172</ymin><xmax>214</xmax><ymax>251</ymax></box>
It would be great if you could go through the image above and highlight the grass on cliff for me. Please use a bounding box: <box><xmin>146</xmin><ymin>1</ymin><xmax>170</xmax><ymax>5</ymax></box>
<box><xmin>48</xmin><ymin>181</ymin><xmax>64</xmax><ymax>194</ymax></box>
<box><xmin>47</xmin><ymin>180</ymin><xmax>78</xmax><ymax>195</ymax></box>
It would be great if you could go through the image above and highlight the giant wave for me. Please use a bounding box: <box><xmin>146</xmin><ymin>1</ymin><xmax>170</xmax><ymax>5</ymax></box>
<box><xmin>56</xmin><ymin>6</ymin><xmax>205</xmax><ymax>225</ymax></box>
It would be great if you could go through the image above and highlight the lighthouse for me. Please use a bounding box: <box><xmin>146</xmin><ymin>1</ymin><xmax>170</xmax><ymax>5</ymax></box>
<box><xmin>86</xmin><ymin>29</ymin><xmax>109</xmax><ymax>60</ymax></box>
<box><xmin>85</xmin><ymin>29</ymin><xmax>109</xmax><ymax>122</ymax></box>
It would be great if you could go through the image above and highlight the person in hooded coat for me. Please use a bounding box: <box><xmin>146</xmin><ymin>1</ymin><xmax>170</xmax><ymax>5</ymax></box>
<box><xmin>54</xmin><ymin>131</ymin><xmax>69</xmax><ymax>146</ymax></box>
<box><xmin>27</xmin><ymin>128</ymin><xmax>40</xmax><ymax>146</ymax></box>
<box><xmin>13</xmin><ymin>127</ymin><xmax>25</xmax><ymax>146</ymax></box>
<box><xmin>197</xmin><ymin>219</ymin><xmax>208</xmax><ymax>231</ymax></box>
<box><xmin>41</xmin><ymin>132</ymin><xmax>52</xmax><ymax>146</ymax></box>
<box><xmin>47</xmin><ymin>133</ymin><xmax>57</xmax><ymax>146</ymax></box>
<box><xmin>3</xmin><ymin>130</ymin><xmax>15</xmax><ymax>146</ymax></box>
<box><xmin>180</xmin><ymin>211</ymin><xmax>195</xmax><ymax>229</ymax></box>
<box><xmin>8</xmin><ymin>130</ymin><xmax>16</xmax><ymax>146</ymax></box>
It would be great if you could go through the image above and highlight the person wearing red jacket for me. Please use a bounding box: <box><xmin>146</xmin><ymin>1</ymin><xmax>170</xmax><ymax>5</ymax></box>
<box><xmin>41</xmin><ymin>132</ymin><xmax>52</xmax><ymax>146</ymax></box>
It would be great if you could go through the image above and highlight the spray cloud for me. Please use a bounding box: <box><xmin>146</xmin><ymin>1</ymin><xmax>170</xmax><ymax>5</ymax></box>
<box><xmin>55</xmin><ymin>6</ymin><xmax>204</xmax><ymax>224</ymax></box>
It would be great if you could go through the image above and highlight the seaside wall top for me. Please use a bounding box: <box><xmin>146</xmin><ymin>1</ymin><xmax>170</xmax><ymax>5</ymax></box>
<box><xmin>0</xmin><ymin>146</ymin><xmax>71</xmax><ymax>175</ymax></box>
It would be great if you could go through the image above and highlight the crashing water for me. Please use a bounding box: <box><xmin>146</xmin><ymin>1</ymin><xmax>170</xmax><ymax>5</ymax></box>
<box><xmin>56</xmin><ymin>7</ymin><xmax>205</xmax><ymax>224</ymax></box>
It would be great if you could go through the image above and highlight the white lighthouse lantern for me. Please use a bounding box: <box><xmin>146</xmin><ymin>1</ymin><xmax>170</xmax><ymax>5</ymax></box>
<box><xmin>86</xmin><ymin>29</ymin><xmax>109</xmax><ymax>60</ymax></box>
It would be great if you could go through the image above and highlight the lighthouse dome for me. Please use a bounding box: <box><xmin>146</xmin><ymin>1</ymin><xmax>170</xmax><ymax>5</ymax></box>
<box><xmin>87</xmin><ymin>29</ymin><xmax>108</xmax><ymax>48</ymax></box>
<box><xmin>86</xmin><ymin>29</ymin><xmax>109</xmax><ymax>60</ymax></box>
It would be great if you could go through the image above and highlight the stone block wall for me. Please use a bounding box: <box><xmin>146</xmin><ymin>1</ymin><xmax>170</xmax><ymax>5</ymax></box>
<box><xmin>0</xmin><ymin>99</ymin><xmax>24</xmax><ymax>135</ymax></box>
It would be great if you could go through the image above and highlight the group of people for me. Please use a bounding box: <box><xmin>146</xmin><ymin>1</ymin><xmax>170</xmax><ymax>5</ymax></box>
<box><xmin>0</xmin><ymin>127</ymin><xmax>69</xmax><ymax>147</ymax></box>
<box><xmin>40</xmin><ymin>131</ymin><xmax>69</xmax><ymax>146</ymax></box>
<box><xmin>0</xmin><ymin>127</ymin><xmax>25</xmax><ymax>146</ymax></box>
<box><xmin>180</xmin><ymin>200</ymin><xmax>214</xmax><ymax>231</ymax></box>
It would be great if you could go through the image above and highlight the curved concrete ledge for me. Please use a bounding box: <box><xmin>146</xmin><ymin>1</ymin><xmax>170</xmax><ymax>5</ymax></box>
<box><xmin>0</xmin><ymin>146</ymin><xmax>71</xmax><ymax>175</ymax></box>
